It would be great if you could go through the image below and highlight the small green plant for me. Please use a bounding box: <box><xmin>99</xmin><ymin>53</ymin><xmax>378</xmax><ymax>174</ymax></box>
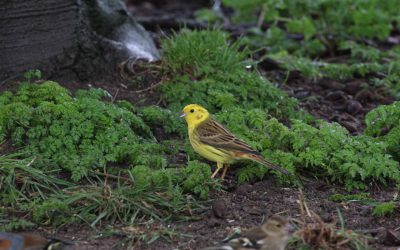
<box><xmin>328</xmin><ymin>193</ymin><xmax>371</xmax><ymax>203</ymax></box>
<box><xmin>23</xmin><ymin>69</ymin><xmax>42</xmax><ymax>82</ymax></box>
<box><xmin>365</xmin><ymin>101</ymin><xmax>400</xmax><ymax>161</ymax></box>
<box><xmin>181</xmin><ymin>161</ymin><xmax>215</xmax><ymax>199</ymax></box>
<box><xmin>372</xmin><ymin>201</ymin><xmax>397</xmax><ymax>216</ymax></box>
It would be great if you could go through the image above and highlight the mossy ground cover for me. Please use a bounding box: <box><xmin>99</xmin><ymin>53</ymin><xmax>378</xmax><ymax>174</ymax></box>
<box><xmin>1</xmin><ymin>0</ymin><xmax>400</xmax><ymax>248</ymax></box>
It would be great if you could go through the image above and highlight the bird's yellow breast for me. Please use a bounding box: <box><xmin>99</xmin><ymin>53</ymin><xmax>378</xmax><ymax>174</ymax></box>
<box><xmin>188</xmin><ymin>128</ymin><xmax>234</xmax><ymax>164</ymax></box>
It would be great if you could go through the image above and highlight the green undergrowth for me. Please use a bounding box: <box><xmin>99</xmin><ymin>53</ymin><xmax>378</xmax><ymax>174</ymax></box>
<box><xmin>328</xmin><ymin>193</ymin><xmax>371</xmax><ymax>203</ymax></box>
<box><xmin>2</xmin><ymin>29</ymin><xmax>400</xmax><ymax>231</ymax></box>
<box><xmin>365</xmin><ymin>101</ymin><xmax>400</xmax><ymax>161</ymax></box>
<box><xmin>161</xmin><ymin>29</ymin><xmax>310</xmax><ymax>122</ymax></box>
<box><xmin>160</xmin><ymin>29</ymin><xmax>400</xmax><ymax>189</ymax></box>
<box><xmin>196</xmin><ymin>0</ymin><xmax>400</xmax><ymax>98</ymax></box>
<box><xmin>0</xmin><ymin>81</ymin><xmax>216</xmax><ymax>230</ymax></box>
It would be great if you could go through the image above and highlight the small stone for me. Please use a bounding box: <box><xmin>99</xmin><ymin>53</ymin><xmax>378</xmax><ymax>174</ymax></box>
<box><xmin>346</xmin><ymin>100</ymin><xmax>363</xmax><ymax>115</ymax></box>
<box><xmin>341</xmin><ymin>120</ymin><xmax>358</xmax><ymax>133</ymax></box>
<box><xmin>326</xmin><ymin>90</ymin><xmax>346</xmax><ymax>101</ymax></box>
<box><xmin>345</xmin><ymin>80</ymin><xmax>363</xmax><ymax>95</ymax></box>
<box><xmin>235</xmin><ymin>184</ymin><xmax>252</xmax><ymax>196</ymax></box>
<box><xmin>212</xmin><ymin>199</ymin><xmax>227</xmax><ymax>219</ymax></box>
<box><xmin>207</xmin><ymin>217</ymin><xmax>222</xmax><ymax>227</ymax></box>
<box><xmin>320</xmin><ymin>78</ymin><xmax>345</xmax><ymax>90</ymax></box>
<box><xmin>294</xmin><ymin>90</ymin><xmax>310</xmax><ymax>99</ymax></box>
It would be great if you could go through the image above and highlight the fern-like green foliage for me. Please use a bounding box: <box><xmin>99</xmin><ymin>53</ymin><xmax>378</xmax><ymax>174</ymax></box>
<box><xmin>216</xmin><ymin>109</ymin><xmax>400</xmax><ymax>189</ymax></box>
<box><xmin>197</xmin><ymin>0</ymin><xmax>400</xmax><ymax>98</ymax></box>
<box><xmin>0</xmin><ymin>82</ymin><xmax>165</xmax><ymax>181</ymax></box>
<box><xmin>160</xmin><ymin>29</ymin><xmax>400</xmax><ymax>189</ymax></box>
<box><xmin>223</xmin><ymin>0</ymin><xmax>398</xmax><ymax>47</ymax></box>
<box><xmin>130</xmin><ymin>161</ymin><xmax>215</xmax><ymax>199</ymax></box>
<box><xmin>182</xmin><ymin>161</ymin><xmax>214</xmax><ymax>199</ymax></box>
<box><xmin>140</xmin><ymin>105</ymin><xmax>185</xmax><ymax>135</ymax></box>
<box><xmin>365</xmin><ymin>101</ymin><xmax>400</xmax><ymax>161</ymax></box>
<box><xmin>0</xmin><ymin>81</ymin><xmax>219</xmax><ymax>229</ymax></box>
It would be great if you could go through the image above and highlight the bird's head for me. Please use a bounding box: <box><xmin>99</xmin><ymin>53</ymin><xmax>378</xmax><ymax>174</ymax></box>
<box><xmin>180</xmin><ymin>104</ymin><xmax>210</xmax><ymax>128</ymax></box>
<box><xmin>261</xmin><ymin>215</ymin><xmax>292</xmax><ymax>238</ymax></box>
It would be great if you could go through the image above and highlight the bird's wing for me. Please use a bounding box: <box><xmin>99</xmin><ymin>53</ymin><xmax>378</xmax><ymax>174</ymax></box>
<box><xmin>215</xmin><ymin>227</ymin><xmax>265</xmax><ymax>249</ymax></box>
<box><xmin>240</xmin><ymin>227</ymin><xmax>267</xmax><ymax>245</ymax></box>
<box><xmin>196</xmin><ymin>118</ymin><xmax>260</xmax><ymax>155</ymax></box>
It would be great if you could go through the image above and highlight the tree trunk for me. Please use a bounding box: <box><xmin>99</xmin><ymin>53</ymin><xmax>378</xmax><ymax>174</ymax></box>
<box><xmin>0</xmin><ymin>0</ymin><xmax>160</xmax><ymax>83</ymax></box>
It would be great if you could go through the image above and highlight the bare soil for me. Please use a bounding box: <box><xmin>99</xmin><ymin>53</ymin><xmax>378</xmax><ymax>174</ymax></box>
<box><xmin>32</xmin><ymin>176</ymin><xmax>400</xmax><ymax>249</ymax></box>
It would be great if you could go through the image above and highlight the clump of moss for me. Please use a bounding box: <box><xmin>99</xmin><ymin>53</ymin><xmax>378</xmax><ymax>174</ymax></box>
<box><xmin>372</xmin><ymin>201</ymin><xmax>397</xmax><ymax>216</ymax></box>
<box><xmin>328</xmin><ymin>193</ymin><xmax>371</xmax><ymax>202</ymax></box>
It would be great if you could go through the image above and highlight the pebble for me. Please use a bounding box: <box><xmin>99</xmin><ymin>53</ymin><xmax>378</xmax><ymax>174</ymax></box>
<box><xmin>212</xmin><ymin>199</ymin><xmax>227</xmax><ymax>219</ymax></box>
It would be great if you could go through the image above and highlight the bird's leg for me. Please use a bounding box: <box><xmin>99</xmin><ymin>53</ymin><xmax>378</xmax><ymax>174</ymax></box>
<box><xmin>211</xmin><ymin>162</ymin><xmax>223</xmax><ymax>178</ymax></box>
<box><xmin>220</xmin><ymin>164</ymin><xmax>228</xmax><ymax>179</ymax></box>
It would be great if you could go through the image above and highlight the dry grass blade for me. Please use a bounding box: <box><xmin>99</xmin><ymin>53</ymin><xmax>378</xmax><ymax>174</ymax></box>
<box><xmin>294</xmin><ymin>190</ymin><xmax>370</xmax><ymax>250</ymax></box>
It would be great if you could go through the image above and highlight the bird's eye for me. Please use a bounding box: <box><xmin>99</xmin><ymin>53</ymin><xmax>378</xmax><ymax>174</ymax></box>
<box><xmin>276</xmin><ymin>224</ymin><xmax>281</xmax><ymax>228</ymax></box>
<box><xmin>190</xmin><ymin>109</ymin><xmax>195</xmax><ymax>113</ymax></box>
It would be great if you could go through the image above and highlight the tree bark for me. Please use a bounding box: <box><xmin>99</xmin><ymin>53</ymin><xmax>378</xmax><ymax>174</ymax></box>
<box><xmin>0</xmin><ymin>0</ymin><xmax>160</xmax><ymax>83</ymax></box>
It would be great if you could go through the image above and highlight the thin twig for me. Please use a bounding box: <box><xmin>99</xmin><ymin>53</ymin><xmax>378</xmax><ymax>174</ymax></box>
<box><xmin>112</xmin><ymin>88</ymin><xmax>119</xmax><ymax>103</ymax></box>
<box><xmin>257</xmin><ymin>4</ymin><xmax>265</xmax><ymax>28</ymax></box>
<box><xmin>132</xmin><ymin>80</ymin><xmax>164</xmax><ymax>93</ymax></box>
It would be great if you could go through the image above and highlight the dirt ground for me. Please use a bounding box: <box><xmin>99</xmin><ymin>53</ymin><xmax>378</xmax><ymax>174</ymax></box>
<box><xmin>3</xmin><ymin>1</ymin><xmax>400</xmax><ymax>249</ymax></box>
<box><xmin>32</xmin><ymin>176</ymin><xmax>400</xmax><ymax>249</ymax></box>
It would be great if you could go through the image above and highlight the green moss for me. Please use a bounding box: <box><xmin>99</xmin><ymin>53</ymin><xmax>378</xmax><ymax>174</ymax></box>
<box><xmin>328</xmin><ymin>193</ymin><xmax>371</xmax><ymax>202</ymax></box>
<box><xmin>372</xmin><ymin>201</ymin><xmax>397</xmax><ymax>216</ymax></box>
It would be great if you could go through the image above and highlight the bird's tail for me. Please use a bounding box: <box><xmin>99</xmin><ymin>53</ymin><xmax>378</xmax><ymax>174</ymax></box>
<box><xmin>248</xmin><ymin>154</ymin><xmax>291</xmax><ymax>175</ymax></box>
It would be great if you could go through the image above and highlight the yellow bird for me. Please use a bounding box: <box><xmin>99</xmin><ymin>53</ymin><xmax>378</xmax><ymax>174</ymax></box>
<box><xmin>180</xmin><ymin>104</ymin><xmax>290</xmax><ymax>179</ymax></box>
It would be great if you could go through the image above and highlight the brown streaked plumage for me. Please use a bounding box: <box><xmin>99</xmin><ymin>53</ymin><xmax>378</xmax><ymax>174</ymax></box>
<box><xmin>0</xmin><ymin>232</ymin><xmax>72</xmax><ymax>250</ymax></box>
<box><xmin>181</xmin><ymin>104</ymin><xmax>290</xmax><ymax>179</ymax></box>
<box><xmin>201</xmin><ymin>215</ymin><xmax>292</xmax><ymax>250</ymax></box>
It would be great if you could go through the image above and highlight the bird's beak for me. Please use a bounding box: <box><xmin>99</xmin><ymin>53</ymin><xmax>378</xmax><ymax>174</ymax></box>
<box><xmin>180</xmin><ymin>112</ymin><xmax>186</xmax><ymax>118</ymax></box>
